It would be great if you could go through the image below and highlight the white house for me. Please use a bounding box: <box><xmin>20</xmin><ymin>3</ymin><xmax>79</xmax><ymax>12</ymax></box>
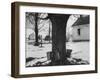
<box><xmin>72</xmin><ymin>16</ymin><xmax>90</xmax><ymax>42</ymax></box>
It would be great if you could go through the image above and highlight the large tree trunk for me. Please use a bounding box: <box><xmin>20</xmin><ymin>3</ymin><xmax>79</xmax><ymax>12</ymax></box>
<box><xmin>49</xmin><ymin>14</ymin><xmax>70</xmax><ymax>65</ymax></box>
<box><xmin>34</xmin><ymin>13</ymin><xmax>39</xmax><ymax>46</ymax></box>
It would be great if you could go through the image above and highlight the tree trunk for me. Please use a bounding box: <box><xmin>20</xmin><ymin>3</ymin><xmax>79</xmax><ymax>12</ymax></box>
<box><xmin>34</xmin><ymin>13</ymin><xmax>39</xmax><ymax>46</ymax></box>
<box><xmin>49</xmin><ymin>14</ymin><xmax>70</xmax><ymax>65</ymax></box>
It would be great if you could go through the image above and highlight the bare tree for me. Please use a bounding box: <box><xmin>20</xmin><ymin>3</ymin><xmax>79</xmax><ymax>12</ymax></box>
<box><xmin>34</xmin><ymin>13</ymin><xmax>39</xmax><ymax>46</ymax></box>
<box><xmin>26</xmin><ymin>13</ymin><xmax>49</xmax><ymax>46</ymax></box>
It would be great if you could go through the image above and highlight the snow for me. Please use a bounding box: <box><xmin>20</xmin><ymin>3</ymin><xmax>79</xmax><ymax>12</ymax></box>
<box><xmin>26</xmin><ymin>41</ymin><xmax>89</xmax><ymax>65</ymax></box>
<box><xmin>26</xmin><ymin>42</ymin><xmax>52</xmax><ymax>58</ymax></box>
<box><xmin>66</xmin><ymin>42</ymin><xmax>90</xmax><ymax>62</ymax></box>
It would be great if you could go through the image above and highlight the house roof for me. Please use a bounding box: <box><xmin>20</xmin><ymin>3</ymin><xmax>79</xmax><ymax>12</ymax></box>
<box><xmin>72</xmin><ymin>16</ymin><xmax>89</xmax><ymax>26</ymax></box>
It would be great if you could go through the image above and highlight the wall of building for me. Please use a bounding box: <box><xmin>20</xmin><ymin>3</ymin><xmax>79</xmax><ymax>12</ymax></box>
<box><xmin>72</xmin><ymin>24</ymin><xmax>89</xmax><ymax>41</ymax></box>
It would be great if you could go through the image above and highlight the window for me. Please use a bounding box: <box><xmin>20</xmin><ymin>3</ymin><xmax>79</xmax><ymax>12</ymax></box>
<box><xmin>77</xmin><ymin>28</ymin><xmax>80</xmax><ymax>36</ymax></box>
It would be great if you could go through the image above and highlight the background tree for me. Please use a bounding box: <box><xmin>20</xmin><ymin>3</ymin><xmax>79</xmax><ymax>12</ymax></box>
<box><xmin>34</xmin><ymin>13</ymin><xmax>39</xmax><ymax>46</ymax></box>
<box><xmin>26</xmin><ymin>13</ymin><xmax>49</xmax><ymax>46</ymax></box>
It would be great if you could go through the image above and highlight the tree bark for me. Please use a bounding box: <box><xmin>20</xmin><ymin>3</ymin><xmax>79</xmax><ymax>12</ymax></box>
<box><xmin>49</xmin><ymin>14</ymin><xmax>70</xmax><ymax>65</ymax></box>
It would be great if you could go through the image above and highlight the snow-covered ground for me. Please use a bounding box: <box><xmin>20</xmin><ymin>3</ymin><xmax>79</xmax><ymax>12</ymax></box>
<box><xmin>26</xmin><ymin>41</ymin><xmax>89</xmax><ymax>65</ymax></box>
<box><xmin>26</xmin><ymin>42</ymin><xmax>52</xmax><ymax>58</ymax></box>
<box><xmin>67</xmin><ymin>42</ymin><xmax>89</xmax><ymax>62</ymax></box>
